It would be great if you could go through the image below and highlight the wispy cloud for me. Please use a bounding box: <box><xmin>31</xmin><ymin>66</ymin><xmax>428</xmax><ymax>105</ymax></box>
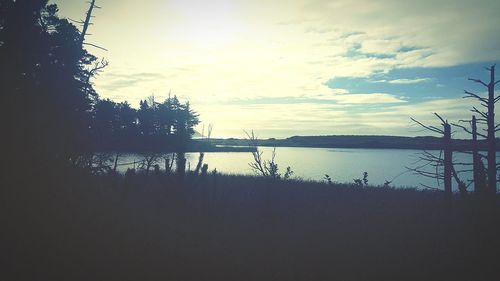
<box><xmin>99</xmin><ymin>72</ymin><xmax>166</xmax><ymax>91</ymax></box>
<box><xmin>312</xmin><ymin>93</ymin><xmax>407</xmax><ymax>104</ymax></box>
<box><xmin>371</xmin><ymin>78</ymin><xmax>433</xmax><ymax>84</ymax></box>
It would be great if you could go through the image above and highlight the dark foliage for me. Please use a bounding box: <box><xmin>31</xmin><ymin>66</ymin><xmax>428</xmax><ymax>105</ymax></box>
<box><xmin>1</xmin><ymin>0</ymin><xmax>97</xmax><ymax>173</ymax></box>
<box><xmin>90</xmin><ymin>96</ymin><xmax>199</xmax><ymax>151</ymax></box>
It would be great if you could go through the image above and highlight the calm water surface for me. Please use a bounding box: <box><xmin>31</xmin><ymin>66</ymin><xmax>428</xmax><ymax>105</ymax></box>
<box><xmin>116</xmin><ymin>147</ymin><xmax>488</xmax><ymax>190</ymax></box>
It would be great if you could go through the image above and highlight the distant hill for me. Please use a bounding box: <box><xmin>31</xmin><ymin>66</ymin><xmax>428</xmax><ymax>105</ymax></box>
<box><xmin>208</xmin><ymin>135</ymin><xmax>500</xmax><ymax>150</ymax></box>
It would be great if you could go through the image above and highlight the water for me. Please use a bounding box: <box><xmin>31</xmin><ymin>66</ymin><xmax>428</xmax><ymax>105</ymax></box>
<box><xmin>114</xmin><ymin>147</ymin><xmax>491</xmax><ymax>190</ymax></box>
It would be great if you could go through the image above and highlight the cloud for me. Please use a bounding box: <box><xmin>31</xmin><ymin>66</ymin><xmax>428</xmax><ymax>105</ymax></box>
<box><xmin>370</xmin><ymin>78</ymin><xmax>433</xmax><ymax>84</ymax></box>
<box><xmin>53</xmin><ymin>0</ymin><xmax>500</xmax><ymax>137</ymax></box>
<box><xmin>387</xmin><ymin>78</ymin><xmax>432</xmax><ymax>84</ymax></box>
<box><xmin>99</xmin><ymin>72</ymin><xmax>166</xmax><ymax>91</ymax></box>
<box><xmin>312</xmin><ymin>93</ymin><xmax>407</xmax><ymax>104</ymax></box>
<box><xmin>299</xmin><ymin>0</ymin><xmax>500</xmax><ymax>67</ymax></box>
<box><xmin>194</xmin><ymin>96</ymin><xmax>483</xmax><ymax>138</ymax></box>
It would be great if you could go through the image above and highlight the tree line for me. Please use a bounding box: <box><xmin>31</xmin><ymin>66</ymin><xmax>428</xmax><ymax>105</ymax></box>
<box><xmin>0</xmin><ymin>1</ymin><xmax>199</xmax><ymax>178</ymax></box>
<box><xmin>91</xmin><ymin>95</ymin><xmax>199</xmax><ymax>151</ymax></box>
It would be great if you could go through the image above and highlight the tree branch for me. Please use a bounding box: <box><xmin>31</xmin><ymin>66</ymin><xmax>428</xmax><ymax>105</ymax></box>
<box><xmin>410</xmin><ymin>117</ymin><xmax>443</xmax><ymax>134</ymax></box>
<box><xmin>434</xmin><ymin>112</ymin><xmax>446</xmax><ymax>125</ymax></box>
<box><xmin>451</xmin><ymin>123</ymin><xmax>472</xmax><ymax>135</ymax></box>
<box><xmin>83</xmin><ymin>42</ymin><xmax>108</xmax><ymax>51</ymax></box>
<box><xmin>471</xmin><ymin>107</ymin><xmax>488</xmax><ymax>119</ymax></box>
<box><xmin>468</xmin><ymin>78</ymin><xmax>488</xmax><ymax>87</ymax></box>
<box><xmin>463</xmin><ymin>90</ymin><xmax>488</xmax><ymax>103</ymax></box>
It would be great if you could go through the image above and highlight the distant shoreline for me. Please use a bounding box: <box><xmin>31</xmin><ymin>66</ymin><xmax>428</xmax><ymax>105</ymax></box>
<box><xmin>204</xmin><ymin>135</ymin><xmax>500</xmax><ymax>151</ymax></box>
<box><xmin>94</xmin><ymin>135</ymin><xmax>500</xmax><ymax>153</ymax></box>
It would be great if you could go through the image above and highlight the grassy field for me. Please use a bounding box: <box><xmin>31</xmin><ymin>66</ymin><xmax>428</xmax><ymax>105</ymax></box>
<box><xmin>2</xmin><ymin>170</ymin><xmax>500</xmax><ymax>281</ymax></box>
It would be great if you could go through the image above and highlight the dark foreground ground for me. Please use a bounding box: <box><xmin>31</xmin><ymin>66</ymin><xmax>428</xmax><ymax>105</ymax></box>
<box><xmin>2</xmin><ymin>170</ymin><xmax>500</xmax><ymax>281</ymax></box>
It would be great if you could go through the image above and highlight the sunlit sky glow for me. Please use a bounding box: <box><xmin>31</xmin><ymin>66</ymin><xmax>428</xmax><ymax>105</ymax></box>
<box><xmin>52</xmin><ymin>0</ymin><xmax>500</xmax><ymax>138</ymax></box>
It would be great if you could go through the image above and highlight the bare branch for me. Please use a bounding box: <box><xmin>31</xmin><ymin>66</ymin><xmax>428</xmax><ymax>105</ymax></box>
<box><xmin>68</xmin><ymin>18</ymin><xmax>85</xmax><ymax>24</ymax></box>
<box><xmin>83</xmin><ymin>42</ymin><xmax>108</xmax><ymax>51</ymax></box>
<box><xmin>485</xmin><ymin>64</ymin><xmax>496</xmax><ymax>72</ymax></box>
<box><xmin>478</xmin><ymin>132</ymin><xmax>487</xmax><ymax>138</ymax></box>
<box><xmin>453</xmin><ymin>163</ymin><xmax>474</xmax><ymax>166</ymax></box>
<box><xmin>451</xmin><ymin>123</ymin><xmax>472</xmax><ymax>135</ymax></box>
<box><xmin>463</xmin><ymin>90</ymin><xmax>488</xmax><ymax>103</ymax></box>
<box><xmin>410</xmin><ymin>117</ymin><xmax>443</xmax><ymax>134</ymax></box>
<box><xmin>406</xmin><ymin>166</ymin><xmax>444</xmax><ymax>179</ymax></box>
<box><xmin>245</xmin><ymin>130</ymin><xmax>268</xmax><ymax>177</ymax></box>
<box><xmin>468</xmin><ymin>78</ymin><xmax>488</xmax><ymax>87</ymax></box>
<box><xmin>434</xmin><ymin>112</ymin><xmax>447</xmax><ymax>125</ymax></box>
<box><xmin>89</xmin><ymin>58</ymin><xmax>108</xmax><ymax>75</ymax></box>
<box><xmin>80</xmin><ymin>0</ymin><xmax>97</xmax><ymax>46</ymax></box>
<box><xmin>455</xmin><ymin>169</ymin><xmax>474</xmax><ymax>173</ymax></box>
<box><xmin>471</xmin><ymin>107</ymin><xmax>488</xmax><ymax>119</ymax></box>
<box><xmin>419</xmin><ymin>151</ymin><xmax>443</xmax><ymax>162</ymax></box>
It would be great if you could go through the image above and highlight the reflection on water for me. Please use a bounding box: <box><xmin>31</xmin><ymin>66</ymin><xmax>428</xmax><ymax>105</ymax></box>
<box><xmin>114</xmin><ymin>147</ymin><xmax>495</xmax><ymax>191</ymax></box>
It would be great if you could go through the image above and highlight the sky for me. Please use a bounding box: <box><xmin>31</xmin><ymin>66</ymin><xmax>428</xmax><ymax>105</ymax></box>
<box><xmin>51</xmin><ymin>0</ymin><xmax>500</xmax><ymax>138</ymax></box>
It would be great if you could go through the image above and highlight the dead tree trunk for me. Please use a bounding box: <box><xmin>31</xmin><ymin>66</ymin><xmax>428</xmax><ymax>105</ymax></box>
<box><xmin>410</xmin><ymin>113</ymin><xmax>459</xmax><ymax>196</ymax></box>
<box><xmin>79</xmin><ymin>0</ymin><xmax>97</xmax><ymax>47</ymax></box>
<box><xmin>443</xmin><ymin>122</ymin><xmax>452</xmax><ymax>196</ymax></box>
<box><xmin>176</xmin><ymin>152</ymin><xmax>186</xmax><ymax>179</ymax></box>
<box><xmin>113</xmin><ymin>153</ymin><xmax>120</xmax><ymax>172</ymax></box>
<box><xmin>465</xmin><ymin>64</ymin><xmax>498</xmax><ymax>194</ymax></box>
<box><xmin>452</xmin><ymin>116</ymin><xmax>487</xmax><ymax>194</ymax></box>
<box><xmin>472</xmin><ymin>115</ymin><xmax>479</xmax><ymax>192</ymax></box>
<box><xmin>486</xmin><ymin>65</ymin><xmax>496</xmax><ymax>194</ymax></box>
<box><xmin>471</xmin><ymin>116</ymin><xmax>486</xmax><ymax>193</ymax></box>
<box><xmin>77</xmin><ymin>0</ymin><xmax>108</xmax><ymax>98</ymax></box>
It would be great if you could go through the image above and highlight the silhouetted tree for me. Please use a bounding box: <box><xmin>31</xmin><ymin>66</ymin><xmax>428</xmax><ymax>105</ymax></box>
<box><xmin>410</xmin><ymin>114</ymin><xmax>467</xmax><ymax>197</ymax></box>
<box><xmin>452</xmin><ymin>116</ymin><xmax>487</xmax><ymax>193</ymax></box>
<box><xmin>463</xmin><ymin>65</ymin><xmax>499</xmax><ymax>194</ymax></box>
<box><xmin>174</xmin><ymin>101</ymin><xmax>199</xmax><ymax>146</ymax></box>
<box><xmin>0</xmin><ymin>1</ymin><xmax>100</xmax><ymax>174</ymax></box>
<box><xmin>88</xmin><ymin>94</ymin><xmax>199</xmax><ymax>151</ymax></box>
<box><xmin>93</xmin><ymin>99</ymin><xmax>118</xmax><ymax>137</ymax></box>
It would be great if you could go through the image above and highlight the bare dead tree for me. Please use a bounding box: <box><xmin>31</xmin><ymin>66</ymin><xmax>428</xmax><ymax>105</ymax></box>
<box><xmin>245</xmin><ymin>130</ymin><xmax>268</xmax><ymax>177</ymax></box>
<box><xmin>410</xmin><ymin>113</ymin><xmax>459</xmax><ymax>197</ymax></box>
<box><xmin>83</xmin><ymin>58</ymin><xmax>108</xmax><ymax>99</ymax></box>
<box><xmin>112</xmin><ymin>152</ymin><xmax>122</xmax><ymax>172</ymax></box>
<box><xmin>139</xmin><ymin>153</ymin><xmax>162</xmax><ymax>174</ymax></box>
<box><xmin>244</xmin><ymin>130</ymin><xmax>292</xmax><ymax>179</ymax></box>
<box><xmin>194</xmin><ymin>124</ymin><xmax>213</xmax><ymax>175</ymax></box>
<box><xmin>452</xmin><ymin>116</ymin><xmax>487</xmax><ymax>193</ymax></box>
<box><xmin>463</xmin><ymin>64</ymin><xmax>499</xmax><ymax>194</ymax></box>
<box><xmin>74</xmin><ymin>0</ymin><xmax>108</xmax><ymax>99</ymax></box>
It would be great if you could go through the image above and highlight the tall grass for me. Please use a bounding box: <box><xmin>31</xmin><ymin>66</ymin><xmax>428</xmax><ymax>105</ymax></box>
<box><xmin>2</xmin><ymin>169</ymin><xmax>500</xmax><ymax>281</ymax></box>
